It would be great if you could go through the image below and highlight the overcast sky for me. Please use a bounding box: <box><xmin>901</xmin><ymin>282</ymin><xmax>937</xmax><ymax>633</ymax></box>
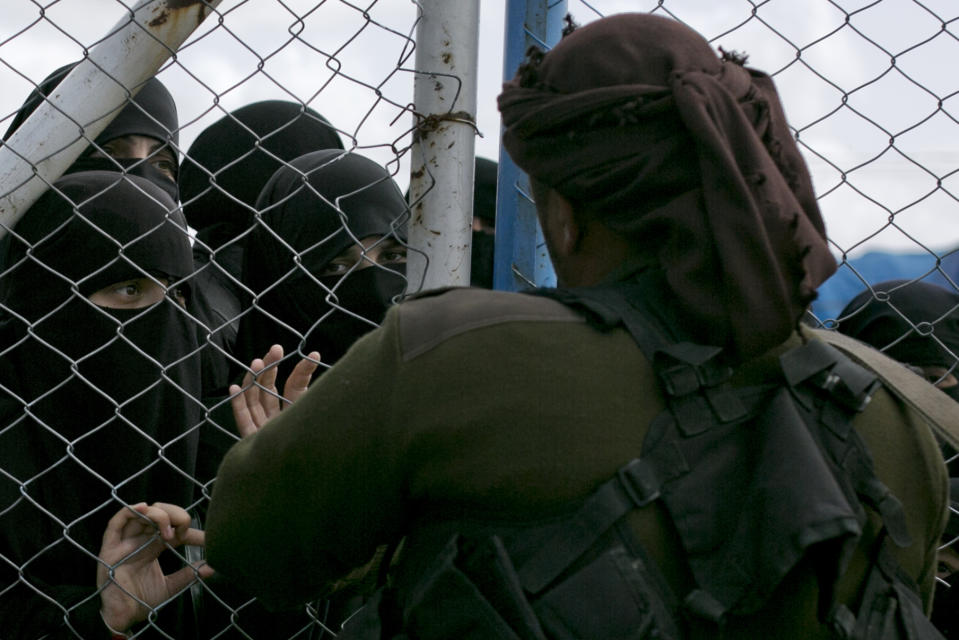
<box><xmin>2</xmin><ymin>0</ymin><xmax>957</xmax><ymax>255</ymax></box>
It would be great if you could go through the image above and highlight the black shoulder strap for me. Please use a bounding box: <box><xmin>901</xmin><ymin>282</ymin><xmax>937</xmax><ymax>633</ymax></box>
<box><xmin>528</xmin><ymin>269</ymin><xmax>745</xmax><ymax>430</ymax></box>
<box><xmin>527</xmin><ymin>272</ymin><xmax>934</xmax><ymax>636</ymax></box>
<box><xmin>811</xmin><ymin>327</ymin><xmax>959</xmax><ymax>453</ymax></box>
<box><xmin>527</xmin><ymin>270</ymin><xmax>674</xmax><ymax>362</ymax></box>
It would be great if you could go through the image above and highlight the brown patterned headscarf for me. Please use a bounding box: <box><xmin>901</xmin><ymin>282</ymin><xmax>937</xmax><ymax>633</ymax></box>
<box><xmin>498</xmin><ymin>13</ymin><xmax>836</xmax><ymax>360</ymax></box>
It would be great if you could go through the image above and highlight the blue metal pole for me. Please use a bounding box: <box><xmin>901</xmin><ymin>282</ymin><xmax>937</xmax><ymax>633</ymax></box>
<box><xmin>493</xmin><ymin>0</ymin><xmax>567</xmax><ymax>291</ymax></box>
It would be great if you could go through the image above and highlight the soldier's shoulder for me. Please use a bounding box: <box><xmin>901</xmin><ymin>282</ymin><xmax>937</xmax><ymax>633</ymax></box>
<box><xmin>396</xmin><ymin>287</ymin><xmax>585</xmax><ymax>361</ymax></box>
<box><xmin>806</xmin><ymin>326</ymin><xmax>959</xmax><ymax>451</ymax></box>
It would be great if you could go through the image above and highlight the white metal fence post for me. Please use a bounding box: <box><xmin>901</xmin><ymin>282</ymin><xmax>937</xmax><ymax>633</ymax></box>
<box><xmin>0</xmin><ymin>0</ymin><xmax>222</xmax><ymax>237</ymax></box>
<box><xmin>406</xmin><ymin>0</ymin><xmax>480</xmax><ymax>293</ymax></box>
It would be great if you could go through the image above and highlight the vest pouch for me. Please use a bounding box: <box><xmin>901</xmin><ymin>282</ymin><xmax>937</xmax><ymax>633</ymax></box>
<box><xmin>834</xmin><ymin>544</ymin><xmax>946</xmax><ymax>640</ymax></box>
<box><xmin>530</xmin><ymin>545</ymin><xmax>681</xmax><ymax>640</ymax></box>
<box><xmin>401</xmin><ymin>534</ymin><xmax>546</xmax><ymax>640</ymax></box>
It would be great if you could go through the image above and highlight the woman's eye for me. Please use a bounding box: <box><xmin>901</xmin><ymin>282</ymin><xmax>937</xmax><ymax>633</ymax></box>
<box><xmin>119</xmin><ymin>282</ymin><xmax>141</xmax><ymax>297</ymax></box>
<box><xmin>320</xmin><ymin>262</ymin><xmax>350</xmax><ymax>277</ymax></box>
<box><xmin>381</xmin><ymin>249</ymin><xmax>407</xmax><ymax>264</ymax></box>
<box><xmin>152</xmin><ymin>159</ymin><xmax>176</xmax><ymax>175</ymax></box>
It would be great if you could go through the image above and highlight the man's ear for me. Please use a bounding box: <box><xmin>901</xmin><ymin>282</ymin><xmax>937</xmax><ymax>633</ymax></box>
<box><xmin>539</xmin><ymin>189</ymin><xmax>581</xmax><ymax>259</ymax></box>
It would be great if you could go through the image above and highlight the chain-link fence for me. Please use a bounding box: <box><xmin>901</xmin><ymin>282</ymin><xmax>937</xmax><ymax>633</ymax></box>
<box><xmin>0</xmin><ymin>0</ymin><xmax>956</xmax><ymax>637</ymax></box>
<box><xmin>520</xmin><ymin>3</ymin><xmax>959</xmax><ymax>634</ymax></box>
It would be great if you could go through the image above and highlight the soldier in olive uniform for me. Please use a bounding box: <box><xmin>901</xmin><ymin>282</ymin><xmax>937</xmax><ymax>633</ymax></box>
<box><xmin>205</xmin><ymin>13</ymin><xmax>952</xmax><ymax>639</ymax></box>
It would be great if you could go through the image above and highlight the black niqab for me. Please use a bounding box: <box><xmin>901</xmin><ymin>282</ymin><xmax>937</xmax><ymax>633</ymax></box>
<box><xmin>235</xmin><ymin>150</ymin><xmax>407</xmax><ymax>381</ymax></box>
<box><xmin>3</xmin><ymin>63</ymin><xmax>180</xmax><ymax>201</ymax></box>
<box><xmin>838</xmin><ymin>280</ymin><xmax>959</xmax><ymax>373</ymax></box>
<box><xmin>0</xmin><ymin>172</ymin><xmax>200</xmax><ymax>636</ymax></box>
<box><xmin>471</xmin><ymin>157</ymin><xmax>498</xmax><ymax>288</ymax></box>
<box><xmin>178</xmin><ymin>100</ymin><xmax>344</xmax><ymax>236</ymax></box>
<box><xmin>179</xmin><ymin>102</ymin><xmax>345</xmax><ymax>397</ymax></box>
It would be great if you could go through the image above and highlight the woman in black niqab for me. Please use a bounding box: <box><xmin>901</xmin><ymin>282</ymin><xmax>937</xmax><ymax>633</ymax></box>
<box><xmin>0</xmin><ymin>172</ymin><xmax>201</xmax><ymax>638</ymax></box>
<box><xmin>838</xmin><ymin>280</ymin><xmax>959</xmax><ymax>401</ymax></box>
<box><xmin>234</xmin><ymin>149</ymin><xmax>408</xmax><ymax>385</ymax></box>
<box><xmin>177</xmin><ymin>100</ymin><xmax>345</xmax><ymax>398</ymax></box>
<box><xmin>178</xmin><ymin>99</ymin><xmax>344</xmax><ymax>245</ymax></box>
<box><xmin>3</xmin><ymin>62</ymin><xmax>180</xmax><ymax>202</ymax></box>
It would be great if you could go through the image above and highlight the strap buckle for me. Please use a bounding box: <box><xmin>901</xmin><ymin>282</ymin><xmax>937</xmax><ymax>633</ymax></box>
<box><xmin>617</xmin><ymin>459</ymin><xmax>661</xmax><ymax>507</ymax></box>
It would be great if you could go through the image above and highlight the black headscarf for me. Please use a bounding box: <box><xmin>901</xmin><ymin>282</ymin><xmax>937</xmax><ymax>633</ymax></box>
<box><xmin>3</xmin><ymin>62</ymin><xmax>180</xmax><ymax>202</ymax></box>
<box><xmin>0</xmin><ymin>172</ymin><xmax>201</xmax><ymax>634</ymax></box>
<box><xmin>178</xmin><ymin>100</ymin><xmax>344</xmax><ymax>240</ymax></box>
<box><xmin>499</xmin><ymin>14</ymin><xmax>836</xmax><ymax>360</ymax></box>
<box><xmin>234</xmin><ymin>150</ymin><xmax>407</xmax><ymax>382</ymax></box>
<box><xmin>838</xmin><ymin>280</ymin><xmax>959</xmax><ymax>394</ymax></box>
<box><xmin>180</xmin><ymin>101</ymin><xmax>342</xmax><ymax>399</ymax></box>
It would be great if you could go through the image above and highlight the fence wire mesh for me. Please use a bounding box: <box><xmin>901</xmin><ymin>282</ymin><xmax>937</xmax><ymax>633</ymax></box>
<box><xmin>0</xmin><ymin>0</ymin><xmax>956</xmax><ymax>638</ymax></box>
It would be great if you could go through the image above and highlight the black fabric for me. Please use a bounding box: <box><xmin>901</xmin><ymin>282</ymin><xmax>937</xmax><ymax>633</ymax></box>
<box><xmin>470</xmin><ymin>230</ymin><xmax>495</xmax><ymax>289</ymax></box>
<box><xmin>0</xmin><ymin>172</ymin><xmax>201</xmax><ymax>639</ymax></box>
<box><xmin>1</xmin><ymin>171</ymin><xmax>192</xmax><ymax>314</ymax></box>
<box><xmin>69</xmin><ymin>155</ymin><xmax>179</xmax><ymax>203</ymax></box>
<box><xmin>932</xmin><ymin>572</ymin><xmax>959</xmax><ymax>639</ymax></box>
<box><xmin>234</xmin><ymin>149</ymin><xmax>407</xmax><ymax>382</ymax></box>
<box><xmin>187</xmin><ymin>224</ymin><xmax>247</xmax><ymax>397</ymax></box>
<box><xmin>473</xmin><ymin>157</ymin><xmax>497</xmax><ymax>226</ymax></box>
<box><xmin>933</xmin><ymin>479</ymin><xmax>959</xmax><ymax>638</ymax></box>
<box><xmin>180</xmin><ymin>102</ymin><xmax>345</xmax><ymax>397</ymax></box>
<box><xmin>834</xmin><ymin>541</ymin><xmax>945</xmax><ymax>640</ymax></box>
<box><xmin>947</xmin><ymin>478</ymin><xmax>959</xmax><ymax>540</ymax></box>
<box><xmin>525</xmin><ymin>276</ymin><xmax>927</xmax><ymax>633</ymax></box>
<box><xmin>3</xmin><ymin>62</ymin><xmax>179</xmax><ymax>195</ymax></box>
<box><xmin>838</xmin><ymin>280</ymin><xmax>959</xmax><ymax>370</ymax></box>
<box><xmin>4</xmin><ymin>63</ymin><xmax>179</xmax><ymax>148</ymax></box>
<box><xmin>469</xmin><ymin>157</ymin><xmax>497</xmax><ymax>289</ymax></box>
<box><xmin>189</xmin><ymin>250</ymin><xmax>245</xmax><ymax>398</ymax></box>
<box><xmin>398</xmin><ymin>535</ymin><xmax>544</xmax><ymax>640</ymax></box>
<box><xmin>178</xmin><ymin>100</ymin><xmax>344</xmax><ymax>236</ymax></box>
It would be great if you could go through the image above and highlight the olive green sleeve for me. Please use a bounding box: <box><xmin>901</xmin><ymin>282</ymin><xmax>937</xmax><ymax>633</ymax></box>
<box><xmin>856</xmin><ymin>389</ymin><xmax>950</xmax><ymax>613</ymax></box>
<box><xmin>913</xmin><ymin>413</ymin><xmax>950</xmax><ymax>614</ymax></box>
<box><xmin>205</xmin><ymin>310</ymin><xmax>409</xmax><ymax>609</ymax></box>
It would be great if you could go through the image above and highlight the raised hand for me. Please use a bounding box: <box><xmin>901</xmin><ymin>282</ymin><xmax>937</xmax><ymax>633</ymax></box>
<box><xmin>230</xmin><ymin>344</ymin><xmax>320</xmax><ymax>437</ymax></box>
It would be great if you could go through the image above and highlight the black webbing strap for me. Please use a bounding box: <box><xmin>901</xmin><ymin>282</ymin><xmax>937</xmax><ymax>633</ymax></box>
<box><xmin>516</xmin><ymin>456</ymin><xmax>665</xmax><ymax>595</ymax></box>
<box><xmin>525</xmin><ymin>275</ymin><xmax>920</xmax><ymax>631</ymax></box>
<box><xmin>781</xmin><ymin>339</ymin><xmax>912</xmax><ymax>548</ymax></box>
<box><xmin>829</xmin><ymin>535</ymin><xmax>946</xmax><ymax>640</ymax></box>
<box><xmin>781</xmin><ymin>338</ymin><xmax>881</xmax><ymax>415</ymax></box>
<box><xmin>529</xmin><ymin>272</ymin><xmax>743</xmax><ymax>430</ymax></box>
<box><xmin>812</xmin><ymin>327</ymin><xmax>959</xmax><ymax>453</ymax></box>
<box><xmin>527</xmin><ymin>281</ymin><xmax>671</xmax><ymax>365</ymax></box>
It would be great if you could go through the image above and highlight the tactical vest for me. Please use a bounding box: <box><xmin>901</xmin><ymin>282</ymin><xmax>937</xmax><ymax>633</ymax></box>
<box><xmin>339</xmin><ymin>272</ymin><xmax>945</xmax><ymax>640</ymax></box>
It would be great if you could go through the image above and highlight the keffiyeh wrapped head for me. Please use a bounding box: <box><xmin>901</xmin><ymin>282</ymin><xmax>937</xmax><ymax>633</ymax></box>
<box><xmin>498</xmin><ymin>13</ymin><xmax>837</xmax><ymax>360</ymax></box>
